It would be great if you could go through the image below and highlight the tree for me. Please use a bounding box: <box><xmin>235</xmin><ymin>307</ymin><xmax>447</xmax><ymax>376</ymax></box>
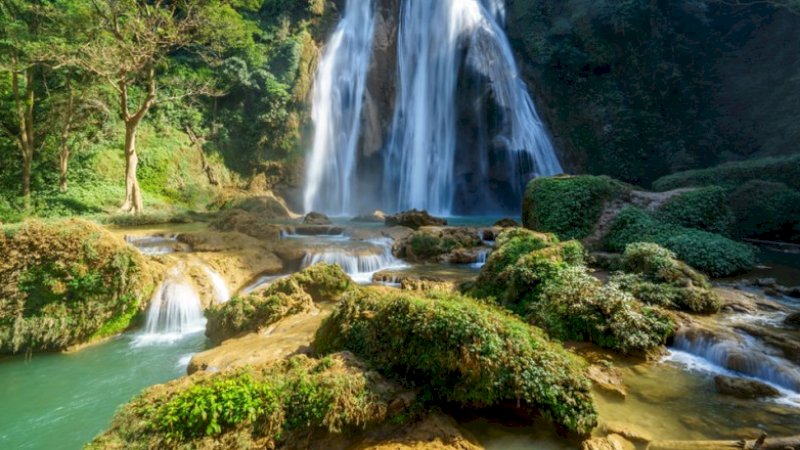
<box><xmin>72</xmin><ymin>0</ymin><xmax>250</xmax><ymax>213</ymax></box>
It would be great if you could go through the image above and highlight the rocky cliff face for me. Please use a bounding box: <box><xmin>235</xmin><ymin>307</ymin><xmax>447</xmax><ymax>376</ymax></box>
<box><xmin>505</xmin><ymin>0</ymin><xmax>800</xmax><ymax>186</ymax></box>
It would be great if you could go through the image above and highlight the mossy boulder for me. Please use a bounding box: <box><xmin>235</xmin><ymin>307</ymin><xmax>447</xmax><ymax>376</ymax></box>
<box><xmin>315</xmin><ymin>288</ymin><xmax>597</xmax><ymax>434</ymax></box>
<box><xmin>87</xmin><ymin>352</ymin><xmax>409</xmax><ymax>449</ymax></box>
<box><xmin>393</xmin><ymin>227</ymin><xmax>482</xmax><ymax>263</ymax></box>
<box><xmin>473</xmin><ymin>230</ymin><xmax>672</xmax><ymax>354</ymax></box>
<box><xmin>211</xmin><ymin>209</ymin><xmax>282</xmax><ymax>241</ymax></box>
<box><xmin>206</xmin><ymin>264</ymin><xmax>353</xmax><ymax>343</ymax></box>
<box><xmin>0</xmin><ymin>220</ymin><xmax>160</xmax><ymax>353</ymax></box>
<box><xmin>653</xmin><ymin>155</ymin><xmax>800</xmax><ymax>192</ymax></box>
<box><xmin>656</xmin><ymin>186</ymin><xmax>735</xmax><ymax>235</ymax></box>
<box><xmin>603</xmin><ymin>207</ymin><xmax>756</xmax><ymax>277</ymax></box>
<box><xmin>522</xmin><ymin>175</ymin><xmax>629</xmax><ymax>240</ymax></box>
<box><xmin>612</xmin><ymin>243</ymin><xmax>720</xmax><ymax>314</ymax></box>
<box><xmin>385</xmin><ymin>209</ymin><xmax>447</xmax><ymax>230</ymax></box>
<box><xmin>730</xmin><ymin>180</ymin><xmax>800</xmax><ymax>243</ymax></box>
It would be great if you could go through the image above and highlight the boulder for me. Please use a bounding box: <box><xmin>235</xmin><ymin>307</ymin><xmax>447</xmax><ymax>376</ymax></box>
<box><xmin>714</xmin><ymin>375</ymin><xmax>780</xmax><ymax>399</ymax></box>
<box><xmin>385</xmin><ymin>209</ymin><xmax>447</xmax><ymax>229</ymax></box>
<box><xmin>303</xmin><ymin>211</ymin><xmax>332</xmax><ymax>225</ymax></box>
<box><xmin>352</xmin><ymin>210</ymin><xmax>386</xmax><ymax>223</ymax></box>
<box><xmin>212</xmin><ymin>209</ymin><xmax>282</xmax><ymax>241</ymax></box>
<box><xmin>494</xmin><ymin>217</ymin><xmax>520</xmax><ymax>228</ymax></box>
<box><xmin>393</xmin><ymin>227</ymin><xmax>482</xmax><ymax>263</ymax></box>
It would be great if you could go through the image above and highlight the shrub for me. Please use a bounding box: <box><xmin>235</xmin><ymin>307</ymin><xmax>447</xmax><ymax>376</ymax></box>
<box><xmin>730</xmin><ymin>180</ymin><xmax>800</xmax><ymax>243</ymax></box>
<box><xmin>394</xmin><ymin>227</ymin><xmax>481</xmax><ymax>262</ymax></box>
<box><xmin>603</xmin><ymin>207</ymin><xmax>756</xmax><ymax>277</ymax></box>
<box><xmin>522</xmin><ymin>175</ymin><xmax>629</xmax><ymax>240</ymax></box>
<box><xmin>87</xmin><ymin>353</ymin><xmax>403</xmax><ymax>449</ymax></box>
<box><xmin>315</xmin><ymin>289</ymin><xmax>598</xmax><ymax>434</ymax></box>
<box><xmin>206</xmin><ymin>263</ymin><xmax>352</xmax><ymax>343</ymax></box>
<box><xmin>0</xmin><ymin>220</ymin><xmax>159</xmax><ymax>353</ymax></box>
<box><xmin>652</xmin><ymin>155</ymin><xmax>800</xmax><ymax>191</ymax></box>
<box><xmin>656</xmin><ymin>186</ymin><xmax>734</xmax><ymax>234</ymax></box>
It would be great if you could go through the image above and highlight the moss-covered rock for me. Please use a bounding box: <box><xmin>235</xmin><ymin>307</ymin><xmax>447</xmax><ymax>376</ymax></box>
<box><xmin>473</xmin><ymin>230</ymin><xmax>672</xmax><ymax>354</ymax></box>
<box><xmin>393</xmin><ymin>227</ymin><xmax>482</xmax><ymax>263</ymax></box>
<box><xmin>653</xmin><ymin>155</ymin><xmax>800</xmax><ymax>192</ymax></box>
<box><xmin>0</xmin><ymin>220</ymin><xmax>160</xmax><ymax>353</ymax></box>
<box><xmin>315</xmin><ymin>288</ymin><xmax>597</xmax><ymax>434</ymax></box>
<box><xmin>603</xmin><ymin>207</ymin><xmax>756</xmax><ymax>277</ymax></box>
<box><xmin>612</xmin><ymin>243</ymin><xmax>720</xmax><ymax>314</ymax></box>
<box><xmin>86</xmin><ymin>352</ymin><xmax>409</xmax><ymax>449</ymax></box>
<box><xmin>206</xmin><ymin>264</ymin><xmax>352</xmax><ymax>343</ymax></box>
<box><xmin>522</xmin><ymin>175</ymin><xmax>629</xmax><ymax>240</ymax></box>
<box><xmin>656</xmin><ymin>186</ymin><xmax>735</xmax><ymax>235</ymax></box>
<box><xmin>730</xmin><ymin>180</ymin><xmax>800</xmax><ymax>243</ymax></box>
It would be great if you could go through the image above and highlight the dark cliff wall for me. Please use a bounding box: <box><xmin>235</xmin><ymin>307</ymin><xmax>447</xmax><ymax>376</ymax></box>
<box><xmin>505</xmin><ymin>0</ymin><xmax>800</xmax><ymax>187</ymax></box>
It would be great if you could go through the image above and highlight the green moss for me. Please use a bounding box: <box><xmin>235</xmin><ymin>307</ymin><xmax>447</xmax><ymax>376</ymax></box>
<box><xmin>315</xmin><ymin>288</ymin><xmax>597</xmax><ymax>434</ymax></box>
<box><xmin>522</xmin><ymin>175</ymin><xmax>629</xmax><ymax>240</ymax></box>
<box><xmin>0</xmin><ymin>220</ymin><xmax>158</xmax><ymax>353</ymax></box>
<box><xmin>656</xmin><ymin>186</ymin><xmax>735</xmax><ymax>234</ymax></box>
<box><xmin>396</xmin><ymin>227</ymin><xmax>482</xmax><ymax>262</ymax></box>
<box><xmin>603</xmin><ymin>207</ymin><xmax>756</xmax><ymax>277</ymax></box>
<box><xmin>730</xmin><ymin>180</ymin><xmax>800</xmax><ymax>243</ymax></box>
<box><xmin>653</xmin><ymin>155</ymin><xmax>800</xmax><ymax>192</ymax></box>
<box><xmin>87</xmin><ymin>353</ymin><xmax>403</xmax><ymax>449</ymax></box>
<box><xmin>205</xmin><ymin>263</ymin><xmax>352</xmax><ymax>343</ymax></box>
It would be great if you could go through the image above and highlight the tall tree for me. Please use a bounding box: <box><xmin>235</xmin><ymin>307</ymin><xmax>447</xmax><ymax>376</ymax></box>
<box><xmin>72</xmin><ymin>0</ymin><xmax>250</xmax><ymax>213</ymax></box>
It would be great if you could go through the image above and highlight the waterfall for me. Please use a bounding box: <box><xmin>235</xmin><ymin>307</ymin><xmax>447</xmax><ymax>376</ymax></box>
<box><xmin>303</xmin><ymin>0</ymin><xmax>562</xmax><ymax>216</ymax></box>
<box><xmin>303</xmin><ymin>0</ymin><xmax>376</xmax><ymax>214</ymax></box>
<box><xmin>133</xmin><ymin>272</ymin><xmax>206</xmax><ymax>345</ymax></box>
<box><xmin>301</xmin><ymin>238</ymin><xmax>406</xmax><ymax>283</ymax></box>
<box><xmin>202</xmin><ymin>266</ymin><xmax>231</xmax><ymax>303</ymax></box>
<box><xmin>471</xmin><ymin>248</ymin><xmax>491</xmax><ymax>268</ymax></box>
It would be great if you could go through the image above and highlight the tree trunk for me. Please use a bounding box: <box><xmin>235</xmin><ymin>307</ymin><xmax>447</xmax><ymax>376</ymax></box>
<box><xmin>12</xmin><ymin>67</ymin><xmax>35</xmax><ymax>200</ymax></box>
<box><xmin>120</xmin><ymin>122</ymin><xmax>143</xmax><ymax>214</ymax></box>
<box><xmin>59</xmin><ymin>145</ymin><xmax>69</xmax><ymax>193</ymax></box>
<box><xmin>59</xmin><ymin>72</ymin><xmax>74</xmax><ymax>193</ymax></box>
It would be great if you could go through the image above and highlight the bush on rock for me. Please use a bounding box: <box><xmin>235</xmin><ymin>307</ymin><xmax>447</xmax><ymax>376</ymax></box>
<box><xmin>206</xmin><ymin>263</ymin><xmax>352</xmax><ymax>343</ymax></box>
<box><xmin>0</xmin><ymin>220</ymin><xmax>159</xmax><ymax>354</ymax></box>
<box><xmin>315</xmin><ymin>288</ymin><xmax>598</xmax><ymax>434</ymax></box>
<box><xmin>656</xmin><ymin>186</ymin><xmax>734</xmax><ymax>235</ymax></box>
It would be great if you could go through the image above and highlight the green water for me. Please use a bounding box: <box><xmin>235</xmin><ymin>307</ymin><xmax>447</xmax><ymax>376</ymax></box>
<box><xmin>0</xmin><ymin>332</ymin><xmax>207</xmax><ymax>450</ymax></box>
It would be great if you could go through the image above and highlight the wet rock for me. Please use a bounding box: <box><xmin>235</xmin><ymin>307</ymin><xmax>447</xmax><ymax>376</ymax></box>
<box><xmin>714</xmin><ymin>375</ymin><xmax>781</xmax><ymax>398</ymax></box>
<box><xmin>600</xmin><ymin>421</ymin><xmax>653</xmax><ymax>444</ymax></box>
<box><xmin>287</xmin><ymin>225</ymin><xmax>345</xmax><ymax>236</ymax></box>
<box><xmin>785</xmin><ymin>312</ymin><xmax>800</xmax><ymax>327</ymax></box>
<box><xmin>754</xmin><ymin>278</ymin><xmax>778</xmax><ymax>289</ymax></box>
<box><xmin>350</xmin><ymin>412</ymin><xmax>481</xmax><ymax>450</ymax></box>
<box><xmin>581</xmin><ymin>434</ymin><xmax>635</xmax><ymax>450</ymax></box>
<box><xmin>212</xmin><ymin>209</ymin><xmax>282</xmax><ymax>241</ymax></box>
<box><xmin>446</xmin><ymin>247</ymin><xmax>490</xmax><ymax>264</ymax></box>
<box><xmin>588</xmin><ymin>364</ymin><xmax>627</xmax><ymax>398</ymax></box>
<box><xmin>231</xmin><ymin>193</ymin><xmax>294</xmax><ymax>218</ymax></box>
<box><xmin>494</xmin><ymin>217</ymin><xmax>520</xmax><ymax>228</ymax></box>
<box><xmin>385</xmin><ymin>209</ymin><xmax>447</xmax><ymax>229</ymax></box>
<box><xmin>352</xmin><ymin>210</ymin><xmax>386</xmax><ymax>223</ymax></box>
<box><xmin>373</xmin><ymin>270</ymin><xmax>458</xmax><ymax>292</ymax></box>
<box><xmin>781</xmin><ymin>286</ymin><xmax>800</xmax><ymax>298</ymax></box>
<box><xmin>303</xmin><ymin>211</ymin><xmax>332</xmax><ymax>225</ymax></box>
<box><xmin>734</xmin><ymin>323</ymin><xmax>800</xmax><ymax>364</ymax></box>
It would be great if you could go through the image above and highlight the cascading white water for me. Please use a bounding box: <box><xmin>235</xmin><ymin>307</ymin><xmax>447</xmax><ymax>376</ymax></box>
<box><xmin>202</xmin><ymin>266</ymin><xmax>231</xmax><ymax>303</ymax></box>
<box><xmin>301</xmin><ymin>238</ymin><xmax>406</xmax><ymax>284</ymax></box>
<box><xmin>384</xmin><ymin>0</ymin><xmax>561</xmax><ymax>215</ymax></box>
<box><xmin>133</xmin><ymin>271</ymin><xmax>206</xmax><ymax>345</ymax></box>
<box><xmin>470</xmin><ymin>248</ymin><xmax>491</xmax><ymax>268</ymax></box>
<box><xmin>303</xmin><ymin>0</ymin><xmax>376</xmax><ymax>214</ymax></box>
<box><xmin>303</xmin><ymin>0</ymin><xmax>562</xmax><ymax>216</ymax></box>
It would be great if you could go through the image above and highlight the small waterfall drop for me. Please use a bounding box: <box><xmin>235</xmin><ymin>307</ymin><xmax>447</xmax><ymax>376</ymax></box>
<box><xmin>133</xmin><ymin>269</ymin><xmax>206</xmax><ymax>345</ymax></box>
<box><xmin>202</xmin><ymin>266</ymin><xmax>231</xmax><ymax>303</ymax></box>
<box><xmin>301</xmin><ymin>238</ymin><xmax>406</xmax><ymax>284</ymax></box>
<box><xmin>303</xmin><ymin>0</ymin><xmax>376</xmax><ymax>214</ymax></box>
<box><xmin>471</xmin><ymin>248</ymin><xmax>490</xmax><ymax>268</ymax></box>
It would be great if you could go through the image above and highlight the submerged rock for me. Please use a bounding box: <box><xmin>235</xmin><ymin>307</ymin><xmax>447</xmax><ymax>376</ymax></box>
<box><xmin>303</xmin><ymin>211</ymin><xmax>332</xmax><ymax>225</ymax></box>
<box><xmin>385</xmin><ymin>209</ymin><xmax>447</xmax><ymax>229</ymax></box>
<box><xmin>714</xmin><ymin>375</ymin><xmax>780</xmax><ymax>399</ymax></box>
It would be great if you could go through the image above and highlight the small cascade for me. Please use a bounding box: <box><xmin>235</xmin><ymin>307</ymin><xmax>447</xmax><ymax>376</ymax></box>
<box><xmin>670</xmin><ymin>327</ymin><xmax>800</xmax><ymax>394</ymax></box>
<box><xmin>470</xmin><ymin>248</ymin><xmax>491</xmax><ymax>269</ymax></box>
<box><xmin>133</xmin><ymin>270</ymin><xmax>206</xmax><ymax>346</ymax></box>
<box><xmin>301</xmin><ymin>238</ymin><xmax>407</xmax><ymax>284</ymax></box>
<box><xmin>125</xmin><ymin>234</ymin><xmax>182</xmax><ymax>255</ymax></box>
<box><xmin>202</xmin><ymin>266</ymin><xmax>231</xmax><ymax>303</ymax></box>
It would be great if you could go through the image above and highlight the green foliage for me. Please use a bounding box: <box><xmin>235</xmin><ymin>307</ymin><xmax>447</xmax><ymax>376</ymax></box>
<box><xmin>657</xmin><ymin>187</ymin><xmax>735</xmax><ymax>234</ymax></box>
<box><xmin>603</xmin><ymin>207</ymin><xmax>756</xmax><ymax>277</ymax></box>
<box><xmin>397</xmin><ymin>227</ymin><xmax>482</xmax><ymax>262</ymax></box>
<box><xmin>729</xmin><ymin>180</ymin><xmax>800</xmax><ymax>243</ymax></box>
<box><xmin>315</xmin><ymin>288</ymin><xmax>598</xmax><ymax>434</ymax></box>
<box><xmin>653</xmin><ymin>155</ymin><xmax>800</xmax><ymax>192</ymax></box>
<box><xmin>614</xmin><ymin>243</ymin><xmax>720</xmax><ymax>313</ymax></box>
<box><xmin>89</xmin><ymin>353</ymin><xmax>401</xmax><ymax>448</ymax></box>
<box><xmin>205</xmin><ymin>263</ymin><xmax>352</xmax><ymax>343</ymax></box>
<box><xmin>0</xmin><ymin>220</ymin><xmax>158</xmax><ymax>353</ymax></box>
<box><xmin>522</xmin><ymin>175</ymin><xmax>628</xmax><ymax>239</ymax></box>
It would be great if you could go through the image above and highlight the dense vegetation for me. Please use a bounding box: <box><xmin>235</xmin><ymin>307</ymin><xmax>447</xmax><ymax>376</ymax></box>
<box><xmin>0</xmin><ymin>219</ymin><xmax>159</xmax><ymax>353</ymax></box>
<box><xmin>0</xmin><ymin>0</ymin><xmax>334</xmax><ymax>221</ymax></box>
<box><xmin>315</xmin><ymin>287</ymin><xmax>598</xmax><ymax>434</ymax></box>
<box><xmin>507</xmin><ymin>1</ymin><xmax>800</xmax><ymax>186</ymax></box>
<box><xmin>87</xmin><ymin>352</ymin><xmax>407</xmax><ymax>449</ymax></box>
